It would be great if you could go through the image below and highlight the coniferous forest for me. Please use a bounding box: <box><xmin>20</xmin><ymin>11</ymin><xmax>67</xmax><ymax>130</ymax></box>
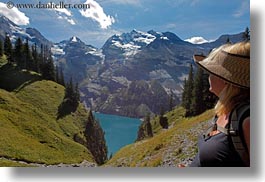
<box><xmin>2</xmin><ymin>35</ymin><xmax>57</xmax><ymax>83</ymax></box>
<box><xmin>181</xmin><ymin>64</ymin><xmax>217</xmax><ymax>117</ymax></box>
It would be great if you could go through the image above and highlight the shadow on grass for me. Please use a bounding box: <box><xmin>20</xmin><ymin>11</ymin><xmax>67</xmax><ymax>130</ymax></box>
<box><xmin>0</xmin><ymin>63</ymin><xmax>41</xmax><ymax>92</ymax></box>
<box><xmin>56</xmin><ymin>99</ymin><xmax>78</xmax><ymax>120</ymax></box>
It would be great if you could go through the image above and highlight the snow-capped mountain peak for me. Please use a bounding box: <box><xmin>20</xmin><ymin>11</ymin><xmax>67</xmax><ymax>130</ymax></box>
<box><xmin>0</xmin><ymin>15</ymin><xmax>30</xmax><ymax>41</ymax></box>
<box><xmin>128</xmin><ymin>29</ymin><xmax>156</xmax><ymax>45</ymax></box>
<box><xmin>71</xmin><ymin>36</ymin><xmax>78</xmax><ymax>42</ymax></box>
<box><xmin>102</xmin><ymin>29</ymin><xmax>158</xmax><ymax>58</ymax></box>
<box><xmin>107</xmin><ymin>29</ymin><xmax>157</xmax><ymax>48</ymax></box>
<box><xmin>0</xmin><ymin>15</ymin><xmax>51</xmax><ymax>47</ymax></box>
<box><xmin>0</xmin><ymin>15</ymin><xmax>16</xmax><ymax>28</ymax></box>
<box><xmin>69</xmin><ymin>36</ymin><xmax>83</xmax><ymax>44</ymax></box>
<box><xmin>52</xmin><ymin>36</ymin><xmax>104</xmax><ymax>63</ymax></box>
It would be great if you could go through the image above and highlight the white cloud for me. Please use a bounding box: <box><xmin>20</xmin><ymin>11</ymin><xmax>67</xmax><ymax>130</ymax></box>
<box><xmin>0</xmin><ymin>2</ymin><xmax>29</xmax><ymax>25</ymax></box>
<box><xmin>49</xmin><ymin>2</ymin><xmax>72</xmax><ymax>16</ymax></box>
<box><xmin>47</xmin><ymin>2</ymin><xmax>76</xmax><ymax>25</ymax></box>
<box><xmin>185</xmin><ymin>36</ymin><xmax>209</xmax><ymax>44</ymax></box>
<box><xmin>66</xmin><ymin>18</ymin><xmax>76</xmax><ymax>25</ymax></box>
<box><xmin>57</xmin><ymin>15</ymin><xmax>76</xmax><ymax>25</ymax></box>
<box><xmin>233</xmin><ymin>1</ymin><xmax>249</xmax><ymax>18</ymax></box>
<box><xmin>79</xmin><ymin>0</ymin><xmax>115</xmax><ymax>29</ymax></box>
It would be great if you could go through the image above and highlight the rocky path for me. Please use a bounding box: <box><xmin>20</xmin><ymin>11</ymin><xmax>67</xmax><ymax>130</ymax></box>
<box><xmin>160</xmin><ymin>119</ymin><xmax>213</xmax><ymax>167</ymax></box>
<box><xmin>0</xmin><ymin>157</ymin><xmax>97</xmax><ymax>167</ymax></box>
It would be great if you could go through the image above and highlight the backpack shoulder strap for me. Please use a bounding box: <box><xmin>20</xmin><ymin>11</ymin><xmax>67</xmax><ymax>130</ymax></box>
<box><xmin>228</xmin><ymin>102</ymin><xmax>250</xmax><ymax>166</ymax></box>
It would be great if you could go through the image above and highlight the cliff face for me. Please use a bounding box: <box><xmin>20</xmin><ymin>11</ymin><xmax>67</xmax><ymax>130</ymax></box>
<box><xmin>84</xmin><ymin>110</ymin><xmax>108</xmax><ymax>165</ymax></box>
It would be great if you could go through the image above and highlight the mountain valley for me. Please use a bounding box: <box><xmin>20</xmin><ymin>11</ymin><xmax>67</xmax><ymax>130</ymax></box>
<box><xmin>0</xmin><ymin>15</ymin><xmax>246</xmax><ymax>118</ymax></box>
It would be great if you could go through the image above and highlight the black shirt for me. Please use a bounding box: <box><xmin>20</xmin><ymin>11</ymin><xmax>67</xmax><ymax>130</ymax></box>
<box><xmin>190</xmin><ymin>128</ymin><xmax>245</xmax><ymax>167</ymax></box>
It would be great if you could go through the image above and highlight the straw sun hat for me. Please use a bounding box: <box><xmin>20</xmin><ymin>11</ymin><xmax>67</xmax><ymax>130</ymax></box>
<box><xmin>193</xmin><ymin>42</ymin><xmax>250</xmax><ymax>88</ymax></box>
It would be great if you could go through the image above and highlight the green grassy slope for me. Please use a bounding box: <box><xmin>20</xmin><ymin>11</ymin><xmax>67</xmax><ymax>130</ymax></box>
<box><xmin>106</xmin><ymin>107</ymin><xmax>214</xmax><ymax>167</ymax></box>
<box><xmin>0</xmin><ymin>80</ymin><xmax>95</xmax><ymax>166</ymax></box>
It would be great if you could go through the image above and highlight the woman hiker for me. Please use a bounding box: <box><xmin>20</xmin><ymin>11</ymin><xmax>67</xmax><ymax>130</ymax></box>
<box><xmin>186</xmin><ymin>41</ymin><xmax>250</xmax><ymax>167</ymax></box>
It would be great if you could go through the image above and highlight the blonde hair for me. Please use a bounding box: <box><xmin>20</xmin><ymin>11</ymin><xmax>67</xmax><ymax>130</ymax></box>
<box><xmin>215</xmin><ymin>41</ymin><xmax>250</xmax><ymax>116</ymax></box>
<box><xmin>215</xmin><ymin>84</ymin><xmax>249</xmax><ymax>116</ymax></box>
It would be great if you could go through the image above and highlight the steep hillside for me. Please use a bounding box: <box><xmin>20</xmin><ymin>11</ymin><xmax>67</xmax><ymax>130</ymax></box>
<box><xmin>0</xmin><ymin>80</ymin><xmax>96</xmax><ymax>166</ymax></box>
<box><xmin>105</xmin><ymin>107</ymin><xmax>214</xmax><ymax>167</ymax></box>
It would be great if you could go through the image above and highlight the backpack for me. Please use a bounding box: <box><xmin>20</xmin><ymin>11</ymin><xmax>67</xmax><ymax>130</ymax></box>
<box><xmin>228</xmin><ymin>102</ymin><xmax>250</xmax><ymax>166</ymax></box>
<box><xmin>205</xmin><ymin>102</ymin><xmax>250</xmax><ymax>166</ymax></box>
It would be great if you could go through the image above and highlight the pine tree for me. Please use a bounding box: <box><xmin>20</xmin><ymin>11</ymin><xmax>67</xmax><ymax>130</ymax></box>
<box><xmin>243</xmin><ymin>27</ymin><xmax>250</xmax><ymax>41</ymax></box>
<box><xmin>65</xmin><ymin>77</ymin><xmax>74</xmax><ymax>100</ymax></box>
<box><xmin>202</xmin><ymin>72</ymin><xmax>217</xmax><ymax>110</ymax></box>
<box><xmin>169</xmin><ymin>90</ymin><xmax>174</xmax><ymax>111</ymax></box>
<box><xmin>159</xmin><ymin>107</ymin><xmax>168</xmax><ymax>129</ymax></box>
<box><xmin>41</xmin><ymin>54</ymin><xmax>55</xmax><ymax>81</ymax></box>
<box><xmin>0</xmin><ymin>40</ymin><xmax>3</xmax><ymax>56</ymax></box>
<box><xmin>84</xmin><ymin>110</ymin><xmax>108</xmax><ymax>165</ymax></box>
<box><xmin>14</xmin><ymin>37</ymin><xmax>23</xmax><ymax>68</ymax></box>
<box><xmin>40</xmin><ymin>44</ymin><xmax>45</xmax><ymax>64</ymax></box>
<box><xmin>22</xmin><ymin>38</ymin><xmax>33</xmax><ymax>70</ymax></box>
<box><xmin>31</xmin><ymin>43</ymin><xmax>40</xmax><ymax>72</ymax></box>
<box><xmin>190</xmin><ymin>67</ymin><xmax>204</xmax><ymax>116</ymax></box>
<box><xmin>136</xmin><ymin>113</ymin><xmax>154</xmax><ymax>141</ymax></box>
<box><xmin>57</xmin><ymin>78</ymin><xmax>80</xmax><ymax>119</ymax></box>
<box><xmin>184</xmin><ymin>64</ymin><xmax>194</xmax><ymax>116</ymax></box>
<box><xmin>145</xmin><ymin>113</ymin><xmax>153</xmax><ymax>137</ymax></box>
<box><xmin>136</xmin><ymin>124</ymin><xmax>145</xmax><ymax>141</ymax></box>
<box><xmin>59</xmin><ymin>67</ymin><xmax>65</xmax><ymax>86</ymax></box>
<box><xmin>65</xmin><ymin>78</ymin><xmax>79</xmax><ymax>108</ymax></box>
<box><xmin>74</xmin><ymin>82</ymin><xmax>80</xmax><ymax>103</ymax></box>
<box><xmin>226</xmin><ymin>37</ymin><xmax>231</xmax><ymax>44</ymax></box>
<box><xmin>55</xmin><ymin>65</ymin><xmax>59</xmax><ymax>83</ymax></box>
<box><xmin>4</xmin><ymin>34</ymin><xmax>13</xmax><ymax>63</ymax></box>
<box><xmin>182</xmin><ymin>78</ymin><xmax>187</xmax><ymax>107</ymax></box>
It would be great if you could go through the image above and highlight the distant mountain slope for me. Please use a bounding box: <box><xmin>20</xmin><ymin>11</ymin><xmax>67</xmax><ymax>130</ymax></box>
<box><xmin>197</xmin><ymin>32</ymin><xmax>245</xmax><ymax>50</ymax></box>
<box><xmin>0</xmin><ymin>15</ymin><xmax>52</xmax><ymax>46</ymax></box>
<box><xmin>52</xmin><ymin>36</ymin><xmax>104</xmax><ymax>82</ymax></box>
<box><xmin>102</xmin><ymin>29</ymin><xmax>156</xmax><ymax>60</ymax></box>
<box><xmin>105</xmin><ymin>107</ymin><xmax>214</xmax><ymax>167</ymax></box>
<box><xmin>0</xmin><ymin>80</ymin><xmax>96</xmax><ymax>166</ymax></box>
<box><xmin>76</xmin><ymin>30</ymin><xmax>245</xmax><ymax>118</ymax></box>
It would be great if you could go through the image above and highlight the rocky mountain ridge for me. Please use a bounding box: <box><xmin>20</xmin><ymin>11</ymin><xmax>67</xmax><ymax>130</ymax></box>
<box><xmin>0</xmin><ymin>15</ymin><xmax>52</xmax><ymax>47</ymax></box>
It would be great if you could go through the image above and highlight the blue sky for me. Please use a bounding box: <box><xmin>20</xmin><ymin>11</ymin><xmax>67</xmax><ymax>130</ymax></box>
<box><xmin>0</xmin><ymin>0</ymin><xmax>250</xmax><ymax>48</ymax></box>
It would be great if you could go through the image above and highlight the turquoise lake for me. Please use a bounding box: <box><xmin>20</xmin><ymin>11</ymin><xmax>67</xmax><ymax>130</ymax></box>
<box><xmin>93</xmin><ymin>112</ymin><xmax>142</xmax><ymax>157</ymax></box>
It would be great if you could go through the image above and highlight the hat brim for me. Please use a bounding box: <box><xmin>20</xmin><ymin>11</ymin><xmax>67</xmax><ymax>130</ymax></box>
<box><xmin>193</xmin><ymin>54</ymin><xmax>249</xmax><ymax>89</ymax></box>
<box><xmin>193</xmin><ymin>54</ymin><xmax>228</xmax><ymax>81</ymax></box>
<box><xmin>193</xmin><ymin>55</ymin><xmax>206</xmax><ymax>62</ymax></box>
